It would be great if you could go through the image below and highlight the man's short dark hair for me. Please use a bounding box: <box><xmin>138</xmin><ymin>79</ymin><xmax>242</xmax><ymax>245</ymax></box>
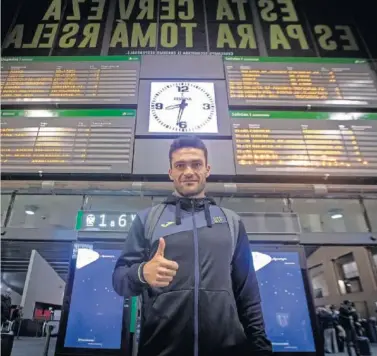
<box><xmin>169</xmin><ymin>136</ymin><xmax>208</xmax><ymax>166</ymax></box>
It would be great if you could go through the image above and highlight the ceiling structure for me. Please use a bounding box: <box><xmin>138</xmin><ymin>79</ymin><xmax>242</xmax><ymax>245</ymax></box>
<box><xmin>1</xmin><ymin>193</ymin><xmax>376</xmax><ymax>297</ymax></box>
<box><xmin>1</xmin><ymin>240</ymin><xmax>71</xmax><ymax>295</ymax></box>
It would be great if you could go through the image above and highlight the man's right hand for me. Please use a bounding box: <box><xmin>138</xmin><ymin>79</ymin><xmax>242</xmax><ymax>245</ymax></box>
<box><xmin>143</xmin><ymin>238</ymin><xmax>179</xmax><ymax>288</ymax></box>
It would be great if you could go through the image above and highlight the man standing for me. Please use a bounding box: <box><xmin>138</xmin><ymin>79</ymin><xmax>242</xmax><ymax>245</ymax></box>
<box><xmin>339</xmin><ymin>301</ymin><xmax>360</xmax><ymax>356</ymax></box>
<box><xmin>113</xmin><ymin>136</ymin><xmax>272</xmax><ymax>356</ymax></box>
<box><xmin>319</xmin><ymin>306</ymin><xmax>338</xmax><ymax>353</ymax></box>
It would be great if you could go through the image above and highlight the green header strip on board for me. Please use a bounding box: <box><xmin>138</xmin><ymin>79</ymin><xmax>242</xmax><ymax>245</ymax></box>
<box><xmin>75</xmin><ymin>211</ymin><xmax>84</xmax><ymax>230</ymax></box>
<box><xmin>1</xmin><ymin>109</ymin><xmax>136</xmax><ymax>118</ymax></box>
<box><xmin>223</xmin><ymin>56</ymin><xmax>367</xmax><ymax>64</ymax></box>
<box><xmin>1</xmin><ymin>56</ymin><xmax>140</xmax><ymax>62</ymax></box>
<box><xmin>229</xmin><ymin>111</ymin><xmax>377</xmax><ymax>120</ymax></box>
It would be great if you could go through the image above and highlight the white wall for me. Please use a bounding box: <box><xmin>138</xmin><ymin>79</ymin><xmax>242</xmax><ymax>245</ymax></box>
<box><xmin>21</xmin><ymin>250</ymin><xmax>65</xmax><ymax>319</ymax></box>
<box><xmin>0</xmin><ymin>283</ymin><xmax>22</xmax><ymax>305</ymax></box>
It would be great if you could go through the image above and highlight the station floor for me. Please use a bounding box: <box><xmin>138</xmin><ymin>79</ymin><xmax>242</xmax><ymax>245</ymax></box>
<box><xmin>10</xmin><ymin>337</ymin><xmax>377</xmax><ymax>356</ymax></box>
<box><xmin>11</xmin><ymin>337</ymin><xmax>56</xmax><ymax>356</ymax></box>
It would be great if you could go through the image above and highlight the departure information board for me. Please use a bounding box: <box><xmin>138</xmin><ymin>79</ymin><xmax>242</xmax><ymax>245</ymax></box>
<box><xmin>224</xmin><ymin>57</ymin><xmax>377</xmax><ymax>109</ymax></box>
<box><xmin>231</xmin><ymin>111</ymin><xmax>377</xmax><ymax>178</ymax></box>
<box><xmin>1</xmin><ymin>109</ymin><xmax>136</xmax><ymax>175</ymax></box>
<box><xmin>1</xmin><ymin>56</ymin><xmax>140</xmax><ymax>105</ymax></box>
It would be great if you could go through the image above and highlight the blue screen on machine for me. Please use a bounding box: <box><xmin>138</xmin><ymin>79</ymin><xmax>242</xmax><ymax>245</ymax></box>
<box><xmin>64</xmin><ymin>248</ymin><xmax>124</xmax><ymax>349</ymax></box>
<box><xmin>252</xmin><ymin>250</ymin><xmax>316</xmax><ymax>352</ymax></box>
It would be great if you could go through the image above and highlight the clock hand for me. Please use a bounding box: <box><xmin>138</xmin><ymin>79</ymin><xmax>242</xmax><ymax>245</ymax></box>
<box><xmin>177</xmin><ymin>107</ymin><xmax>183</xmax><ymax>124</ymax></box>
<box><xmin>165</xmin><ymin>104</ymin><xmax>180</xmax><ymax>110</ymax></box>
<box><xmin>177</xmin><ymin>99</ymin><xmax>188</xmax><ymax>124</ymax></box>
<box><xmin>179</xmin><ymin>98</ymin><xmax>188</xmax><ymax>110</ymax></box>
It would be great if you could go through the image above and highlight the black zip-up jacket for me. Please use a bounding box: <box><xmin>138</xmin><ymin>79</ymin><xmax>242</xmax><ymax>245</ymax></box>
<box><xmin>339</xmin><ymin>305</ymin><xmax>356</xmax><ymax>330</ymax></box>
<box><xmin>113</xmin><ymin>195</ymin><xmax>272</xmax><ymax>356</ymax></box>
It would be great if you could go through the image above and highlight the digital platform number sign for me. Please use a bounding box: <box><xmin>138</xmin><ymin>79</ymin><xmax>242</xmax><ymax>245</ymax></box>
<box><xmin>75</xmin><ymin>211</ymin><xmax>137</xmax><ymax>232</ymax></box>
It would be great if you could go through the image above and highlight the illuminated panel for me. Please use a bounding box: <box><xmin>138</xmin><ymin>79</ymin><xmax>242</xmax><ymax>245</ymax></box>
<box><xmin>1</xmin><ymin>56</ymin><xmax>140</xmax><ymax>105</ymax></box>
<box><xmin>231</xmin><ymin>111</ymin><xmax>377</xmax><ymax>177</ymax></box>
<box><xmin>1</xmin><ymin>109</ymin><xmax>136</xmax><ymax>175</ymax></box>
<box><xmin>224</xmin><ymin>57</ymin><xmax>377</xmax><ymax>109</ymax></box>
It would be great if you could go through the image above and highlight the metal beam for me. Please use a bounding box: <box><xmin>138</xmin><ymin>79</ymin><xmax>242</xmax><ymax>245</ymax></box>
<box><xmin>1</xmin><ymin>180</ymin><xmax>377</xmax><ymax>198</ymax></box>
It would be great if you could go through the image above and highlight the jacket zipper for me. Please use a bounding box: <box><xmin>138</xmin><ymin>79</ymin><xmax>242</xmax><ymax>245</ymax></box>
<box><xmin>191</xmin><ymin>200</ymin><xmax>199</xmax><ymax>356</ymax></box>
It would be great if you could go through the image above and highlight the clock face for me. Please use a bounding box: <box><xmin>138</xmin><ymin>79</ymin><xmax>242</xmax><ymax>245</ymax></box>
<box><xmin>149</xmin><ymin>82</ymin><xmax>218</xmax><ymax>133</ymax></box>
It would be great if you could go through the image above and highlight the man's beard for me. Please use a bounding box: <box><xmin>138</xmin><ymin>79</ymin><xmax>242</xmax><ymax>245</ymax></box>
<box><xmin>176</xmin><ymin>181</ymin><xmax>206</xmax><ymax>197</ymax></box>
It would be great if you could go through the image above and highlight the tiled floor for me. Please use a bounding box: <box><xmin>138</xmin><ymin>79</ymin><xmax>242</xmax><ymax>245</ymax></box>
<box><xmin>332</xmin><ymin>345</ymin><xmax>377</xmax><ymax>356</ymax></box>
<box><xmin>10</xmin><ymin>337</ymin><xmax>57</xmax><ymax>356</ymax></box>
<box><xmin>8</xmin><ymin>337</ymin><xmax>377</xmax><ymax>356</ymax></box>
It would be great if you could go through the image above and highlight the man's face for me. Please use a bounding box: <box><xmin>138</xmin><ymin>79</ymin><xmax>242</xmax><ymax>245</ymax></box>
<box><xmin>169</xmin><ymin>147</ymin><xmax>210</xmax><ymax>197</ymax></box>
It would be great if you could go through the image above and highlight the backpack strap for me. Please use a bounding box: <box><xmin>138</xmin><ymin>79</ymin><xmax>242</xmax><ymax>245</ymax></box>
<box><xmin>145</xmin><ymin>204</ymin><xmax>166</xmax><ymax>243</ymax></box>
<box><xmin>220</xmin><ymin>207</ymin><xmax>240</xmax><ymax>258</ymax></box>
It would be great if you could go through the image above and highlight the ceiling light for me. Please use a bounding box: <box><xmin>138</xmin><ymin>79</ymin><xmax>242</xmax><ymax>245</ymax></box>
<box><xmin>25</xmin><ymin>205</ymin><xmax>38</xmax><ymax>215</ymax></box>
<box><xmin>328</xmin><ymin>208</ymin><xmax>343</xmax><ymax>220</ymax></box>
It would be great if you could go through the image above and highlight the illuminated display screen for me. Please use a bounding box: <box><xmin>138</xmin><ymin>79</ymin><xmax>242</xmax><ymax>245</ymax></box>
<box><xmin>64</xmin><ymin>247</ymin><xmax>124</xmax><ymax>349</ymax></box>
<box><xmin>224</xmin><ymin>57</ymin><xmax>377</xmax><ymax>109</ymax></box>
<box><xmin>1</xmin><ymin>109</ymin><xmax>135</xmax><ymax>175</ymax></box>
<box><xmin>1</xmin><ymin>56</ymin><xmax>140</xmax><ymax>105</ymax></box>
<box><xmin>75</xmin><ymin>211</ymin><xmax>137</xmax><ymax>232</ymax></box>
<box><xmin>252</xmin><ymin>249</ymin><xmax>316</xmax><ymax>352</ymax></box>
<box><xmin>231</xmin><ymin>111</ymin><xmax>377</xmax><ymax>177</ymax></box>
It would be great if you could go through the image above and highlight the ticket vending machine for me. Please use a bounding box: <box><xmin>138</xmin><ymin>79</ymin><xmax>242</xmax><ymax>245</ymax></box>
<box><xmin>54</xmin><ymin>210</ymin><xmax>142</xmax><ymax>356</ymax></box>
<box><xmin>250</xmin><ymin>244</ymin><xmax>323</xmax><ymax>356</ymax></box>
<box><xmin>55</xmin><ymin>241</ymin><xmax>136</xmax><ymax>356</ymax></box>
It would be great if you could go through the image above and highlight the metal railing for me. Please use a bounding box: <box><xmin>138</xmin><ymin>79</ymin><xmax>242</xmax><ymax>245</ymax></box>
<box><xmin>2</xmin><ymin>180</ymin><xmax>377</xmax><ymax>198</ymax></box>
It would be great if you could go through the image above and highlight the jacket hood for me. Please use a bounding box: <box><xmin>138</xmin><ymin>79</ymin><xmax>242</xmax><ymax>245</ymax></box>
<box><xmin>163</xmin><ymin>194</ymin><xmax>217</xmax><ymax>227</ymax></box>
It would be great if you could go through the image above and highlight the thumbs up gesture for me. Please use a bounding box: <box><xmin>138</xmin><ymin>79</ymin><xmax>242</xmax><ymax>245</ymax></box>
<box><xmin>143</xmin><ymin>238</ymin><xmax>179</xmax><ymax>288</ymax></box>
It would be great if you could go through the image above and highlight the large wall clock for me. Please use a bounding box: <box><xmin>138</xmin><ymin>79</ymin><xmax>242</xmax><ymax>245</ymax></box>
<box><xmin>148</xmin><ymin>82</ymin><xmax>218</xmax><ymax>133</ymax></box>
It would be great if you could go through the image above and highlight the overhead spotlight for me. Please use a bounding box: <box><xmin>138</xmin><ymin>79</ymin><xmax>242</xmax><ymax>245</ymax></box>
<box><xmin>328</xmin><ymin>208</ymin><xmax>343</xmax><ymax>220</ymax></box>
<box><xmin>331</xmin><ymin>213</ymin><xmax>343</xmax><ymax>219</ymax></box>
<box><xmin>25</xmin><ymin>205</ymin><xmax>38</xmax><ymax>215</ymax></box>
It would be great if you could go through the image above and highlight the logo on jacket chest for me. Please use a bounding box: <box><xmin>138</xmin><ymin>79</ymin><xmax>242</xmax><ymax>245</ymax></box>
<box><xmin>161</xmin><ymin>221</ymin><xmax>175</xmax><ymax>228</ymax></box>
<box><xmin>213</xmin><ymin>216</ymin><xmax>224</xmax><ymax>224</ymax></box>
